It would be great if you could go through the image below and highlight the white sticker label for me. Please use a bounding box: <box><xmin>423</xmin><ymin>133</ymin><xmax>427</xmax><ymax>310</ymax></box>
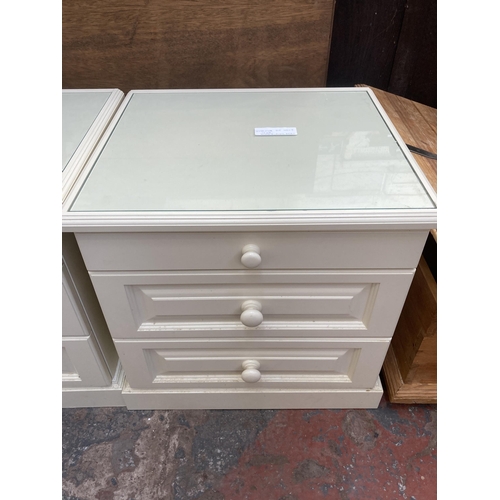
<box><xmin>254</xmin><ymin>127</ymin><xmax>297</xmax><ymax>136</ymax></box>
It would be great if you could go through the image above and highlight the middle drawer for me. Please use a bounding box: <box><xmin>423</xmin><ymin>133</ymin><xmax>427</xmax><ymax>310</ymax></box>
<box><xmin>90</xmin><ymin>270</ymin><xmax>414</xmax><ymax>339</ymax></box>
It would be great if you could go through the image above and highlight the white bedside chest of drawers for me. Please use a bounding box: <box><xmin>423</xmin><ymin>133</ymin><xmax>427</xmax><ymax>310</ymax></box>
<box><xmin>62</xmin><ymin>89</ymin><xmax>126</xmax><ymax>407</ymax></box>
<box><xmin>62</xmin><ymin>88</ymin><xmax>437</xmax><ymax>410</ymax></box>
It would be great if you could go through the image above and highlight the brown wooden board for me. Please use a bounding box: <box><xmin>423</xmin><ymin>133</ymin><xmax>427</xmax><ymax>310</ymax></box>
<box><xmin>62</xmin><ymin>0</ymin><xmax>335</xmax><ymax>93</ymax></box>
<box><xmin>381</xmin><ymin>257</ymin><xmax>437</xmax><ymax>404</ymax></box>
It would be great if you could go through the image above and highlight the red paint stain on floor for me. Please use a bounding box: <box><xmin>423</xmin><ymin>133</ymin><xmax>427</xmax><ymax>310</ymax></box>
<box><xmin>216</xmin><ymin>405</ymin><xmax>436</xmax><ymax>499</ymax></box>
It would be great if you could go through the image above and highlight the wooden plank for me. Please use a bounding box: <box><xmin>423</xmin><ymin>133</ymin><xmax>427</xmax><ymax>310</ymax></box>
<box><xmin>327</xmin><ymin>0</ymin><xmax>406</xmax><ymax>89</ymax></box>
<box><xmin>413</xmin><ymin>100</ymin><xmax>437</xmax><ymax>134</ymax></box>
<box><xmin>381</xmin><ymin>343</ymin><xmax>436</xmax><ymax>404</ymax></box>
<box><xmin>382</xmin><ymin>256</ymin><xmax>437</xmax><ymax>404</ymax></box>
<box><xmin>390</xmin><ymin>97</ymin><xmax>437</xmax><ymax>154</ymax></box>
<box><xmin>391</xmin><ymin>257</ymin><xmax>437</xmax><ymax>377</ymax></box>
<box><xmin>62</xmin><ymin>0</ymin><xmax>335</xmax><ymax>92</ymax></box>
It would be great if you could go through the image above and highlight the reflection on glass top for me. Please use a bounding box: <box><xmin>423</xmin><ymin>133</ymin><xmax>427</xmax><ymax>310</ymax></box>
<box><xmin>62</xmin><ymin>92</ymin><xmax>111</xmax><ymax>171</ymax></box>
<box><xmin>70</xmin><ymin>90</ymin><xmax>435</xmax><ymax>212</ymax></box>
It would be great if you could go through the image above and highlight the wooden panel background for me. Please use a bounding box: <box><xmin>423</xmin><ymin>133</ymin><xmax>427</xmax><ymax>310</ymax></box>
<box><xmin>388</xmin><ymin>0</ymin><xmax>437</xmax><ymax>108</ymax></box>
<box><xmin>327</xmin><ymin>0</ymin><xmax>406</xmax><ymax>90</ymax></box>
<box><xmin>328</xmin><ymin>0</ymin><xmax>436</xmax><ymax>108</ymax></box>
<box><xmin>62</xmin><ymin>0</ymin><xmax>335</xmax><ymax>92</ymax></box>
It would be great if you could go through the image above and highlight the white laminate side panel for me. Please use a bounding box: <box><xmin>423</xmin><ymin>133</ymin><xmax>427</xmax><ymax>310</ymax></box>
<box><xmin>121</xmin><ymin>378</ymin><xmax>384</xmax><ymax>410</ymax></box>
<box><xmin>75</xmin><ymin>230</ymin><xmax>429</xmax><ymax>271</ymax></box>
<box><xmin>62</xmin><ymin>265</ymin><xmax>90</xmax><ymax>337</ymax></box>
<box><xmin>62</xmin><ymin>233</ymin><xmax>119</xmax><ymax>370</ymax></box>
<box><xmin>89</xmin><ymin>270</ymin><xmax>415</xmax><ymax>339</ymax></box>
<box><xmin>114</xmin><ymin>338</ymin><xmax>390</xmax><ymax>390</ymax></box>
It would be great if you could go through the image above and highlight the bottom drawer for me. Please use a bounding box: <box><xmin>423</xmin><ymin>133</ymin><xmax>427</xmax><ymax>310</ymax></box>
<box><xmin>115</xmin><ymin>337</ymin><xmax>390</xmax><ymax>391</ymax></box>
<box><xmin>62</xmin><ymin>337</ymin><xmax>112</xmax><ymax>388</ymax></box>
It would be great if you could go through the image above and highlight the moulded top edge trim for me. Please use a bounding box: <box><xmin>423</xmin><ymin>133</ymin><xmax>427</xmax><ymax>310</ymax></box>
<box><xmin>124</xmin><ymin>87</ymin><xmax>373</xmax><ymax>94</ymax></box>
<box><xmin>61</xmin><ymin>208</ymin><xmax>437</xmax><ymax>233</ymax></box>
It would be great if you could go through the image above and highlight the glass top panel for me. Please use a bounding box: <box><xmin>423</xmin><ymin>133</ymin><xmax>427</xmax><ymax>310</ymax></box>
<box><xmin>62</xmin><ymin>92</ymin><xmax>111</xmax><ymax>171</ymax></box>
<box><xmin>70</xmin><ymin>90</ymin><xmax>435</xmax><ymax>211</ymax></box>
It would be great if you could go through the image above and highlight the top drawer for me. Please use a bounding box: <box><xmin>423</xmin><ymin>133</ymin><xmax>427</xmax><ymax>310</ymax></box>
<box><xmin>75</xmin><ymin>230</ymin><xmax>428</xmax><ymax>272</ymax></box>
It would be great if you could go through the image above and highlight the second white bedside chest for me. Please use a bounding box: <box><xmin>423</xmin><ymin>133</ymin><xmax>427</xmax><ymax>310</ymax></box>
<box><xmin>62</xmin><ymin>89</ymin><xmax>125</xmax><ymax>407</ymax></box>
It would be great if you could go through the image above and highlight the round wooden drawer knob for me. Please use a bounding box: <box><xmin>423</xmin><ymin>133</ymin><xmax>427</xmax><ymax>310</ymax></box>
<box><xmin>241</xmin><ymin>244</ymin><xmax>261</xmax><ymax>268</ymax></box>
<box><xmin>240</xmin><ymin>300</ymin><xmax>263</xmax><ymax>327</ymax></box>
<box><xmin>241</xmin><ymin>360</ymin><xmax>261</xmax><ymax>383</ymax></box>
